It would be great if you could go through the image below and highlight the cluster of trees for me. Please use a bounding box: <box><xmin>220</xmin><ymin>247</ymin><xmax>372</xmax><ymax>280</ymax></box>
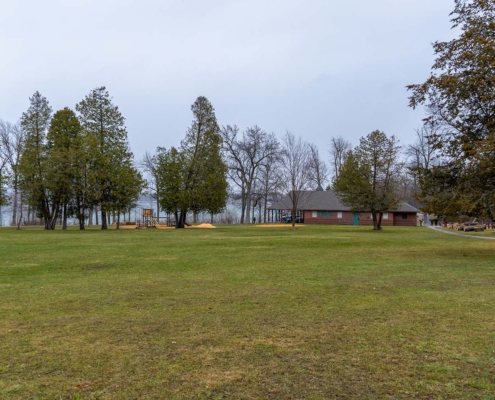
<box><xmin>218</xmin><ymin>127</ymin><xmax>328</xmax><ymax>228</ymax></box>
<box><xmin>4</xmin><ymin>0</ymin><xmax>489</xmax><ymax>231</ymax></box>
<box><xmin>323</xmin><ymin>129</ymin><xmax>426</xmax><ymax>231</ymax></box>
<box><xmin>0</xmin><ymin>87</ymin><xmax>143</xmax><ymax>230</ymax></box>
<box><xmin>220</xmin><ymin>125</ymin><xmax>279</xmax><ymax>224</ymax></box>
<box><xmin>142</xmin><ymin>119</ymin><xmax>329</xmax><ymax>229</ymax></box>
<box><xmin>1</xmin><ymin>93</ymin><xmax>232</xmax><ymax>230</ymax></box>
<box><xmin>183</xmin><ymin>4</ymin><xmax>495</xmax><ymax>233</ymax></box>
<box><xmin>146</xmin><ymin>97</ymin><xmax>228</xmax><ymax>228</ymax></box>
<box><xmin>1</xmin><ymin>88</ymin><xmax>424</xmax><ymax>232</ymax></box>
<box><xmin>1</xmin><ymin>89</ymin><xmax>435</xmax><ymax>232</ymax></box>
<box><xmin>408</xmin><ymin>0</ymin><xmax>495</xmax><ymax>221</ymax></box>
<box><xmin>331</xmin><ymin>0</ymin><xmax>495</xmax><ymax>229</ymax></box>
<box><xmin>334</xmin><ymin>130</ymin><xmax>404</xmax><ymax>230</ymax></box>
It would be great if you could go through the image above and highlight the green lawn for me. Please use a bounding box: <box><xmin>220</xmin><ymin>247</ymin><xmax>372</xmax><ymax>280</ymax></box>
<box><xmin>1</xmin><ymin>225</ymin><xmax>495</xmax><ymax>399</ymax></box>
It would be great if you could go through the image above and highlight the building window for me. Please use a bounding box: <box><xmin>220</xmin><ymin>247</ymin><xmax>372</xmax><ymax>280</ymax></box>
<box><xmin>318</xmin><ymin>211</ymin><xmax>332</xmax><ymax>217</ymax></box>
<box><xmin>402</xmin><ymin>213</ymin><xmax>408</xmax><ymax>220</ymax></box>
<box><xmin>312</xmin><ymin>211</ymin><xmax>317</xmax><ymax>218</ymax></box>
<box><xmin>337</xmin><ymin>212</ymin><xmax>342</xmax><ymax>219</ymax></box>
<box><xmin>383</xmin><ymin>213</ymin><xmax>388</xmax><ymax>219</ymax></box>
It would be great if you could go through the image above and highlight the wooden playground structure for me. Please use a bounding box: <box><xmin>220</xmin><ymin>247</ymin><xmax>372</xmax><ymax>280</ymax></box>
<box><xmin>136</xmin><ymin>209</ymin><xmax>175</xmax><ymax>228</ymax></box>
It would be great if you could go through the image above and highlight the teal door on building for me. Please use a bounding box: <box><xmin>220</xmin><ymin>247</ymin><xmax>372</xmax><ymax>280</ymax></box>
<box><xmin>353</xmin><ymin>213</ymin><xmax>360</xmax><ymax>225</ymax></box>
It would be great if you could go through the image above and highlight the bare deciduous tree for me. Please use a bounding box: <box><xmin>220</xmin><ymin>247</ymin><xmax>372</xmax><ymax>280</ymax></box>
<box><xmin>279</xmin><ymin>131</ymin><xmax>311</xmax><ymax>230</ymax></box>
<box><xmin>140</xmin><ymin>149</ymin><xmax>163</xmax><ymax>220</ymax></box>
<box><xmin>256</xmin><ymin>152</ymin><xmax>282</xmax><ymax>222</ymax></box>
<box><xmin>0</xmin><ymin>121</ymin><xmax>9</xmax><ymax>224</ymax></box>
<box><xmin>307</xmin><ymin>143</ymin><xmax>328</xmax><ymax>190</ymax></box>
<box><xmin>403</xmin><ymin>125</ymin><xmax>439</xmax><ymax>208</ymax></box>
<box><xmin>221</xmin><ymin>125</ymin><xmax>279</xmax><ymax>223</ymax></box>
<box><xmin>0</xmin><ymin>120</ymin><xmax>25</xmax><ymax>226</ymax></box>
<box><xmin>329</xmin><ymin>136</ymin><xmax>351</xmax><ymax>180</ymax></box>
<box><xmin>406</xmin><ymin>125</ymin><xmax>438</xmax><ymax>173</ymax></box>
<box><xmin>220</xmin><ymin>125</ymin><xmax>247</xmax><ymax>221</ymax></box>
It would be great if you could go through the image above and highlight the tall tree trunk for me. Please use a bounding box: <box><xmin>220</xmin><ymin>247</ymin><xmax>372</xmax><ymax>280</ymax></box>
<box><xmin>377</xmin><ymin>212</ymin><xmax>383</xmax><ymax>230</ymax></box>
<box><xmin>181</xmin><ymin>210</ymin><xmax>187</xmax><ymax>228</ymax></box>
<box><xmin>11</xmin><ymin>185</ymin><xmax>18</xmax><ymax>226</ymax></box>
<box><xmin>17</xmin><ymin>198</ymin><xmax>23</xmax><ymax>230</ymax></box>
<box><xmin>210</xmin><ymin>212</ymin><xmax>214</xmax><ymax>224</ymax></box>
<box><xmin>43</xmin><ymin>200</ymin><xmax>51</xmax><ymax>230</ymax></box>
<box><xmin>372</xmin><ymin>211</ymin><xmax>383</xmax><ymax>230</ymax></box>
<box><xmin>62</xmin><ymin>204</ymin><xmax>68</xmax><ymax>230</ymax></box>
<box><xmin>95</xmin><ymin>206</ymin><xmax>99</xmax><ymax>225</ymax></box>
<box><xmin>101</xmin><ymin>209</ymin><xmax>107</xmax><ymax>229</ymax></box>
<box><xmin>240</xmin><ymin>186</ymin><xmax>246</xmax><ymax>224</ymax></box>
<box><xmin>263</xmin><ymin>196</ymin><xmax>268</xmax><ymax>223</ymax></box>
<box><xmin>156</xmin><ymin>197</ymin><xmax>160</xmax><ymax>222</ymax></box>
<box><xmin>193</xmin><ymin>211</ymin><xmax>198</xmax><ymax>224</ymax></box>
<box><xmin>117</xmin><ymin>210</ymin><xmax>120</xmax><ymax>229</ymax></box>
<box><xmin>177</xmin><ymin>211</ymin><xmax>183</xmax><ymax>228</ymax></box>
<box><xmin>245</xmin><ymin>186</ymin><xmax>252</xmax><ymax>224</ymax></box>
<box><xmin>177</xmin><ymin>210</ymin><xmax>187</xmax><ymax>228</ymax></box>
<box><xmin>47</xmin><ymin>198</ymin><xmax>61</xmax><ymax>230</ymax></box>
<box><xmin>77</xmin><ymin>198</ymin><xmax>86</xmax><ymax>230</ymax></box>
<box><xmin>49</xmin><ymin>211</ymin><xmax>58</xmax><ymax>230</ymax></box>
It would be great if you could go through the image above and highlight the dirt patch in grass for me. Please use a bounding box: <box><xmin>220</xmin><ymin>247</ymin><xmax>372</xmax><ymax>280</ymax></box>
<box><xmin>187</xmin><ymin>223</ymin><xmax>216</xmax><ymax>229</ymax></box>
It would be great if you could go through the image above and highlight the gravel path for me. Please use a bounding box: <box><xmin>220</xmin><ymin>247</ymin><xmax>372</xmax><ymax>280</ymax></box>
<box><xmin>427</xmin><ymin>226</ymin><xmax>495</xmax><ymax>240</ymax></box>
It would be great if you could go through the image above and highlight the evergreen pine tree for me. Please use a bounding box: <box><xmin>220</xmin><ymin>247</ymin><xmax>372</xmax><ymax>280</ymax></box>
<box><xmin>176</xmin><ymin>96</ymin><xmax>227</xmax><ymax>228</ymax></box>
<box><xmin>46</xmin><ymin>107</ymin><xmax>82</xmax><ymax>229</ymax></box>
<box><xmin>19</xmin><ymin>91</ymin><xmax>53</xmax><ymax>229</ymax></box>
<box><xmin>333</xmin><ymin>130</ymin><xmax>403</xmax><ymax>230</ymax></box>
<box><xmin>76</xmin><ymin>87</ymin><xmax>141</xmax><ymax>229</ymax></box>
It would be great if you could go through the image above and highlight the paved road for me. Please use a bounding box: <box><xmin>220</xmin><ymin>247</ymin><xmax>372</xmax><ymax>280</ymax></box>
<box><xmin>427</xmin><ymin>226</ymin><xmax>495</xmax><ymax>240</ymax></box>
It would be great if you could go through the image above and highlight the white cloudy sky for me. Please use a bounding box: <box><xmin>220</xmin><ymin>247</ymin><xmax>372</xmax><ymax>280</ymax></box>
<box><xmin>1</xmin><ymin>0</ymin><xmax>456</xmax><ymax>160</ymax></box>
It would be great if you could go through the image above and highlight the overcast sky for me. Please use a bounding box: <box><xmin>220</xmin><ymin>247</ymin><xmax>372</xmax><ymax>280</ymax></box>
<box><xmin>1</xmin><ymin>0</ymin><xmax>456</xmax><ymax>161</ymax></box>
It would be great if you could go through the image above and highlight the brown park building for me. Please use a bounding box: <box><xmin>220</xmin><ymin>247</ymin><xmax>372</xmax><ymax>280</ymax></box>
<box><xmin>268</xmin><ymin>189</ymin><xmax>419</xmax><ymax>227</ymax></box>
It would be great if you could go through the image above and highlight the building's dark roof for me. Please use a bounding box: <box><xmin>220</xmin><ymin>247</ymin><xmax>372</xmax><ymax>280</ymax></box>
<box><xmin>268</xmin><ymin>190</ymin><xmax>419</xmax><ymax>213</ymax></box>
<box><xmin>390</xmin><ymin>202</ymin><xmax>420</xmax><ymax>213</ymax></box>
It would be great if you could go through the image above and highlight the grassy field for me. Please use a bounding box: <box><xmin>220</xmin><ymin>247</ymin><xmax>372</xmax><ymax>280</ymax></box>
<box><xmin>1</xmin><ymin>225</ymin><xmax>495</xmax><ymax>399</ymax></box>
